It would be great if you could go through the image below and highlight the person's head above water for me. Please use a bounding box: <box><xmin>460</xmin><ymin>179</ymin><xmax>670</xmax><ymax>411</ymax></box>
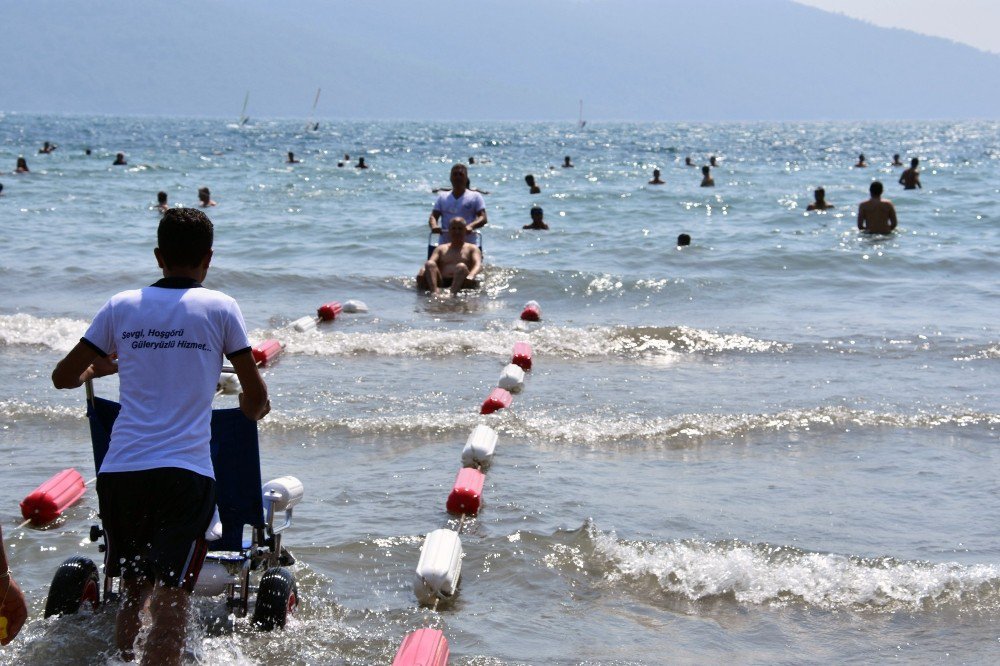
<box><xmin>156</xmin><ymin>208</ymin><xmax>214</xmax><ymax>270</ymax></box>
<box><xmin>701</xmin><ymin>165</ymin><xmax>710</xmax><ymax>175</ymax></box>
<box><xmin>157</xmin><ymin>191</ymin><xmax>168</xmax><ymax>205</ymax></box>
<box><xmin>814</xmin><ymin>187</ymin><xmax>826</xmax><ymax>201</ymax></box>
<box><xmin>525</xmin><ymin>174</ymin><xmax>536</xmax><ymax>186</ymax></box>
<box><xmin>677</xmin><ymin>233</ymin><xmax>691</xmax><ymax>246</ymax></box>
<box><xmin>911</xmin><ymin>157</ymin><xmax>919</xmax><ymax>167</ymax></box>
<box><xmin>869</xmin><ymin>181</ymin><xmax>884</xmax><ymax>197</ymax></box>
<box><xmin>530</xmin><ymin>206</ymin><xmax>543</xmax><ymax>219</ymax></box>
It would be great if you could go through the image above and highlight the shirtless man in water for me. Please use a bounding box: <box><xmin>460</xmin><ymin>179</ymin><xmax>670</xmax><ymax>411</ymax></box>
<box><xmin>857</xmin><ymin>181</ymin><xmax>898</xmax><ymax>234</ymax></box>
<box><xmin>417</xmin><ymin>217</ymin><xmax>482</xmax><ymax>295</ymax></box>
<box><xmin>899</xmin><ymin>158</ymin><xmax>922</xmax><ymax>190</ymax></box>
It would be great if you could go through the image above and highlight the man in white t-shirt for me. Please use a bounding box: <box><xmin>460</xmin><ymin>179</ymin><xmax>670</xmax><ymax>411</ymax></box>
<box><xmin>428</xmin><ymin>163</ymin><xmax>487</xmax><ymax>245</ymax></box>
<box><xmin>52</xmin><ymin>208</ymin><xmax>270</xmax><ymax>665</ymax></box>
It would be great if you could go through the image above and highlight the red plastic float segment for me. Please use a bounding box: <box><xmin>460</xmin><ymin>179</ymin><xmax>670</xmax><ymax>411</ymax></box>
<box><xmin>392</xmin><ymin>628</ymin><xmax>449</xmax><ymax>666</ymax></box>
<box><xmin>446</xmin><ymin>468</ymin><xmax>485</xmax><ymax>515</ymax></box>
<box><xmin>511</xmin><ymin>341</ymin><xmax>533</xmax><ymax>371</ymax></box>
<box><xmin>480</xmin><ymin>387</ymin><xmax>513</xmax><ymax>415</ymax></box>
<box><xmin>251</xmin><ymin>339</ymin><xmax>283</xmax><ymax>366</ymax></box>
<box><xmin>520</xmin><ymin>301</ymin><xmax>541</xmax><ymax>322</ymax></box>
<box><xmin>317</xmin><ymin>301</ymin><xmax>343</xmax><ymax>321</ymax></box>
<box><xmin>20</xmin><ymin>468</ymin><xmax>86</xmax><ymax>526</ymax></box>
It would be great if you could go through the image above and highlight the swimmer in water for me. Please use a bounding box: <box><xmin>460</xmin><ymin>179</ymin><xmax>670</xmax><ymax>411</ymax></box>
<box><xmin>806</xmin><ymin>187</ymin><xmax>834</xmax><ymax>211</ymax></box>
<box><xmin>892</xmin><ymin>153</ymin><xmax>904</xmax><ymax>166</ymax></box>
<box><xmin>700</xmin><ymin>165</ymin><xmax>714</xmax><ymax>187</ymax></box>
<box><xmin>899</xmin><ymin>158</ymin><xmax>922</xmax><ymax>190</ymax></box>
<box><xmin>649</xmin><ymin>169</ymin><xmax>665</xmax><ymax>185</ymax></box>
<box><xmin>857</xmin><ymin>181</ymin><xmax>898</xmax><ymax>234</ymax></box>
<box><xmin>525</xmin><ymin>174</ymin><xmax>541</xmax><ymax>194</ymax></box>
<box><xmin>156</xmin><ymin>191</ymin><xmax>169</xmax><ymax>213</ymax></box>
<box><xmin>854</xmin><ymin>154</ymin><xmax>867</xmax><ymax>168</ymax></box>
<box><xmin>356</xmin><ymin>157</ymin><xmax>368</xmax><ymax>169</ymax></box>
<box><xmin>709</xmin><ymin>156</ymin><xmax>718</xmax><ymax>167</ymax></box>
<box><xmin>113</xmin><ymin>152</ymin><xmax>127</xmax><ymax>166</ymax></box>
<box><xmin>685</xmin><ymin>156</ymin><xmax>696</xmax><ymax>167</ymax></box>
<box><xmin>39</xmin><ymin>141</ymin><xmax>57</xmax><ymax>154</ymax></box>
<box><xmin>677</xmin><ymin>233</ymin><xmax>691</xmax><ymax>247</ymax></box>
<box><xmin>197</xmin><ymin>187</ymin><xmax>217</xmax><ymax>207</ymax></box>
<box><xmin>286</xmin><ymin>151</ymin><xmax>300</xmax><ymax>164</ymax></box>
<box><xmin>523</xmin><ymin>206</ymin><xmax>549</xmax><ymax>230</ymax></box>
<box><xmin>15</xmin><ymin>157</ymin><xmax>29</xmax><ymax>173</ymax></box>
<box><xmin>562</xmin><ymin>156</ymin><xmax>574</xmax><ymax>168</ymax></box>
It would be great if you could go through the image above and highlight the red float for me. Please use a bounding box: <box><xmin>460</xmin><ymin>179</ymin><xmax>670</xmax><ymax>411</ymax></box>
<box><xmin>520</xmin><ymin>300</ymin><xmax>541</xmax><ymax>322</ymax></box>
<box><xmin>20</xmin><ymin>468</ymin><xmax>87</xmax><ymax>526</ymax></box>
<box><xmin>392</xmin><ymin>628</ymin><xmax>449</xmax><ymax>666</ymax></box>
<box><xmin>480</xmin><ymin>387</ymin><xmax>513</xmax><ymax>415</ymax></box>
<box><xmin>446</xmin><ymin>468</ymin><xmax>485</xmax><ymax>515</ymax></box>
<box><xmin>511</xmin><ymin>341</ymin><xmax>533</xmax><ymax>371</ymax></box>
<box><xmin>251</xmin><ymin>339</ymin><xmax>283</xmax><ymax>366</ymax></box>
<box><xmin>317</xmin><ymin>301</ymin><xmax>343</xmax><ymax>321</ymax></box>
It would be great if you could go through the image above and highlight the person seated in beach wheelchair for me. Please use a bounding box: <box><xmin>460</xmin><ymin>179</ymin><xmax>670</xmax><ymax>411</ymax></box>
<box><xmin>418</xmin><ymin>217</ymin><xmax>483</xmax><ymax>294</ymax></box>
<box><xmin>42</xmin><ymin>378</ymin><xmax>305</xmax><ymax>633</ymax></box>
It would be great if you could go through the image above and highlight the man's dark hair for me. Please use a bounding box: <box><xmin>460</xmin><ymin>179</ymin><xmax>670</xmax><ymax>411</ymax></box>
<box><xmin>677</xmin><ymin>233</ymin><xmax>691</xmax><ymax>246</ymax></box>
<box><xmin>157</xmin><ymin>191</ymin><xmax>167</xmax><ymax>204</ymax></box>
<box><xmin>870</xmin><ymin>181</ymin><xmax>884</xmax><ymax>197</ymax></box>
<box><xmin>158</xmin><ymin>208</ymin><xmax>213</xmax><ymax>268</ymax></box>
<box><xmin>911</xmin><ymin>157</ymin><xmax>919</xmax><ymax>167</ymax></box>
<box><xmin>702</xmin><ymin>165</ymin><xmax>710</xmax><ymax>175</ymax></box>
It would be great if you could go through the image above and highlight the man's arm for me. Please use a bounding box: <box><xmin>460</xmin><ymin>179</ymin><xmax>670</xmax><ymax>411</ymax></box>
<box><xmin>52</xmin><ymin>341</ymin><xmax>118</xmax><ymax>389</ymax></box>
<box><xmin>857</xmin><ymin>203</ymin><xmax>867</xmax><ymax>231</ymax></box>
<box><xmin>428</xmin><ymin>210</ymin><xmax>442</xmax><ymax>233</ymax></box>
<box><xmin>887</xmin><ymin>202</ymin><xmax>898</xmax><ymax>231</ymax></box>
<box><xmin>898</xmin><ymin>172</ymin><xmax>905</xmax><ymax>185</ymax></box>
<box><xmin>469</xmin><ymin>208</ymin><xmax>487</xmax><ymax>230</ymax></box>
<box><xmin>230</xmin><ymin>351</ymin><xmax>270</xmax><ymax>421</ymax></box>
<box><xmin>465</xmin><ymin>244</ymin><xmax>482</xmax><ymax>278</ymax></box>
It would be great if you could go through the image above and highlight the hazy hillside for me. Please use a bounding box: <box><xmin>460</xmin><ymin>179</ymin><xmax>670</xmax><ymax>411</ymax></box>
<box><xmin>3</xmin><ymin>0</ymin><xmax>999</xmax><ymax>120</ymax></box>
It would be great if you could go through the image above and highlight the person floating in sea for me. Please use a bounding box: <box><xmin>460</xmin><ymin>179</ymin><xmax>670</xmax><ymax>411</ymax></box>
<box><xmin>417</xmin><ymin>217</ymin><xmax>483</xmax><ymax>295</ymax></box>
<box><xmin>685</xmin><ymin>156</ymin><xmax>696</xmax><ymax>167</ymax></box>
<box><xmin>709</xmin><ymin>156</ymin><xmax>718</xmax><ymax>167</ymax></box>
<box><xmin>562</xmin><ymin>156</ymin><xmax>574</xmax><ymax>168</ymax></box>
<box><xmin>427</xmin><ymin>163</ymin><xmax>487</xmax><ymax>252</ymax></box>
<box><xmin>113</xmin><ymin>152</ymin><xmax>127</xmax><ymax>166</ymax></box>
<box><xmin>899</xmin><ymin>158</ymin><xmax>922</xmax><ymax>190</ymax></box>
<box><xmin>468</xmin><ymin>157</ymin><xmax>476</xmax><ymax>165</ymax></box>
<box><xmin>649</xmin><ymin>168</ymin><xmax>665</xmax><ymax>185</ymax></box>
<box><xmin>52</xmin><ymin>207</ymin><xmax>270</xmax><ymax>664</ymax></box>
<box><xmin>156</xmin><ymin>191</ymin><xmax>169</xmax><ymax>213</ymax></box>
<box><xmin>857</xmin><ymin>181</ymin><xmax>898</xmax><ymax>234</ymax></box>
<box><xmin>806</xmin><ymin>187</ymin><xmax>834</xmax><ymax>211</ymax></box>
<box><xmin>39</xmin><ymin>141</ymin><xmax>57</xmax><ymax>154</ymax></box>
<box><xmin>85</xmin><ymin>148</ymin><xmax>92</xmax><ymax>156</ymax></box>
<box><xmin>854</xmin><ymin>154</ymin><xmax>867</xmax><ymax>168</ymax></box>
<box><xmin>525</xmin><ymin>174</ymin><xmax>541</xmax><ymax>194</ymax></box>
<box><xmin>0</xmin><ymin>526</ymin><xmax>28</xmax><ymax>646</ymax></box>
<box><xmin>0</xmin><ymin>184</ymin><xmax>4</xmax><ymax>196</ymax></box>
<box><xmin>355</xmin><ymin>157</ymin><xmax>368</xmax><ymax>169</ymax></box>
<box><xmin>700</xmin><ymin>165</ymin><xmax>714</xmax><ymax>187</ymax></box>
<box><xmin>677</xmin><ymin>233</ymin><xmax>691</xmax><ymax>247</ymax></box>
<box><xmin>197</xmin><ymin>187</ymin><xmax>217</xmax><ymax>207</ymax></box>
<box><xmin>15</xmin><ymin>157</ymin><xmax>29</xmax><ymax>173</ymax></box>
<box><xmin>892</xmin><ymin>153</ymin><xmax>904</xmax><ymax>167</ymax></box>
<box><xmin>286</xmin><ymin>151</ymin><xmax>300</xmax><ymax>164</ymax></box>
<box><xmin>523</xmin><ymin>206</ymin><xmax>549</xmax><ymax>230</ymax></box>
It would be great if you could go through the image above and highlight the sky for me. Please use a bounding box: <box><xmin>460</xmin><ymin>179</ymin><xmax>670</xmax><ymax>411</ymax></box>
<box><xmin>793</xmin><ymin>0</ymin><xmax>1000</xmax><ymax>54</ymax></box>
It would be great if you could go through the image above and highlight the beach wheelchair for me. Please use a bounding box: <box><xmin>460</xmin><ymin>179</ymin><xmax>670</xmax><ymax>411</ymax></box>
<box><xmin>42</xmin><ymin>379</ymin><xmax>303</xmax><ymax>632</ymax></box>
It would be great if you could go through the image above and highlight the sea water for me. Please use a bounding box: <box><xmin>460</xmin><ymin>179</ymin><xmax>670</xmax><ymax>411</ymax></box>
<box><xmin>1</xmin><ymin>115</ymin><xmax>998</xmax><ymax>664</ymax></box>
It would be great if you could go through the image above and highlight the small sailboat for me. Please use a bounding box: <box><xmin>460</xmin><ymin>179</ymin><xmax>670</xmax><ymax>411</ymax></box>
<box><xmin>306</xmin><ymin>88</ymin><xmax>321</xmax><ymax>131</ymax></box>
<box><xmin>578</xmin><ymin>99</ymin><xmax>586</xmax><ymax>129</ymax></box>
<box><xmin>238</xmin><ymin>91</ymin><xmax>251</xmax><ymax>126</ymax></box>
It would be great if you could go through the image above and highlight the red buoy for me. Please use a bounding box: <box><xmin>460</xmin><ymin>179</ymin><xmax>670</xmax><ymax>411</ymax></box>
<box><xmin>392</xmin><ymin>628</ymin><xmax>449</xmax><ymax>666</ymax></box>
<box><xmin>251</xmin><ymin>339</ymin><xmax>283</xmax><ymax>366</ymax></box>
<box><xmin>481</xmin><ymin>387</ymin><xmax>512</xmax><ymax>415</ymax></box>
<box><xmin>512</xmin><ymin>341</ymin><xmax>533</xmax><ymax>371</ymax></box>
<box><xmin>20</xmin><ymin>468</ymin><xmax>86</xmax><ymax>526</ymax></box>
<box><xmin>520</xmin><ymin>300</ymin><xmax>541</xmax><ymax>322</ymax></box>
<box><xmin>317</xmin><ymin>301</ymin><xmax>343</xmax><ymax>321</ymax></box>
<box><xmin>446</xmin><ymin>468</ymin><xmax>485</xmax><ymax>515</ymax></box>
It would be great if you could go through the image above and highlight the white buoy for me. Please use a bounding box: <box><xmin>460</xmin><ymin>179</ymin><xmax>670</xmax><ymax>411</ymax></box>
<box><xmin>414</xmin><ymin>528</ymin><xmax>463</xmax><ymax>605</ymax></box>
<box><xmin>292</xmin><ymin>315</ymin><xmax>318</xmax><ymax>332</ymax></box>
<box><xmin>497</xmin><ymin>363</ymin><xmax>525</xmax><ymax>393</ymax></box>
<box><xmin>342</xmin><ymin>299</ymin><xmax>369</xmax><ymax>313</ymax></box>
<box><xmin>216</xmin><ymin>373</ymin><xmax>242</xmax><ymax>395</ymax></box>
<box><xmin>262</xmin><ymin>476</ymin><xmax>304</xmax><ymax>512</ymax></box>
<box><xmin>462</xmin><ymin>424</ymin><xmax>498</xmax><ymax>468</ymax></box>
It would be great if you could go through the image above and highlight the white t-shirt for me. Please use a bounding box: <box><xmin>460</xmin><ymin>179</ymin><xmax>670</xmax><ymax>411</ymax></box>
<box><xmin>433</xmin><ymin>190</ymin><xmax>485</xmax><ymax>245</ymax></box>
<box><xmin>83</xmin><ymin>279</ymin><xmax>251</xmax><ymax>478</ymax></box>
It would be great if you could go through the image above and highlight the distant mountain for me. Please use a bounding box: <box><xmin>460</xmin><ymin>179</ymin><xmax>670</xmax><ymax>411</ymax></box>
<box><xmin>3</xmin><ymin>0</ymin><xmax>999</xmax><ymax>120</ymax></box>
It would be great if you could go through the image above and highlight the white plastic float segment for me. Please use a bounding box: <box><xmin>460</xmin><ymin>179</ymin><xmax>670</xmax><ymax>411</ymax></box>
<box><xmin>291</xmin><ymin>315</ymin><xmax>318</xmax><ymax>332</ymax></box>
<box><xmin>520</xmin><ymin>300</ymin><xmax>541</xmax><ymax>322</ymax></box>
<box><xmin>392</xmin><ymin>628</ymin><xmax>450</xmax><ymax>666</ymax></box>
<box><xmin>461</xmin><ymin>424</ymin><xmax>498</xmax><ymax>468</ymax></box>
<box><xmin>342</xmin><ymin>299</ymin><xmax>369</xmax><ymax>314</ymax></box>
<box><xmin>262</xmin><ymin>476</ymin><xmax>304</xmax><ymax>512</ymax></box>
<box><xmin>414</xmin><ymin>528</ymin><xmax>463</xmax><ymax>605</ymax></box>
<box><xmin>498</xmin><ymin>363</ymin><xmax>525</xmax><ymax>393</ymax></box>
<box><xmin>511</xmin><ymin>341</ymin><xmax>533</xmax><ymax>371</ymax></box>
<box><xmin>480</xmin><ymin>387</ymin><xmax>513</xmax><ymax>415</ymax></box>
<box><xmin>251</xmin><ymin>339</ymin><xmax>283</xmax><ymax>366</ymax></box>
<box><xmin>446</xmin><ymin>468</ymin><xmax>485</xmax><ymax>515</ymax></box>
<box><xmin>216</xmin><ymin>373</ymin><xmax>242</xmax><ymax>395</ymax></box>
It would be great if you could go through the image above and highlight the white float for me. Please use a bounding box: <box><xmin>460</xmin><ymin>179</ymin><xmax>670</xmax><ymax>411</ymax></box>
<box><xmin>414</xmin><ymin>528</ymin><xmax>463</xmax><ymax>605</ymax></box>
<box><xmin>291</xmin><ymin>315</ymin><xmax>318</xmax><ymax>332</ymax></box>
<box><xmin>497</xmin><ymin>363</ymin><xmax>525</xmax><ymax>393</ymax></box>
<box><xmin>342</xmin><ymin>299</ymin><xmax>369</xmax><ymax>313</ymax></box>
<box><xmin>462</xmin><ymin>424</ymin><xmax>498</xmax><ymax>468</ymax></box>
<box><xmin>216</xmin><ymin>373</ymin><xmax>242</xmax><ymax>395</ymax></box>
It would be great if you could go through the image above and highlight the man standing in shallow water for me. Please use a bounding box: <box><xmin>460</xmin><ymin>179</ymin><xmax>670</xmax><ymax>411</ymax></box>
<box><xmin>899</xmin><ymin>158</ymin><xmax>922</xmax><ymax>190</ymax></box>
<box><xmin>857</xmin><ymin>181</ymin><xmax>898</xmax><ymax>234</ymax></box>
